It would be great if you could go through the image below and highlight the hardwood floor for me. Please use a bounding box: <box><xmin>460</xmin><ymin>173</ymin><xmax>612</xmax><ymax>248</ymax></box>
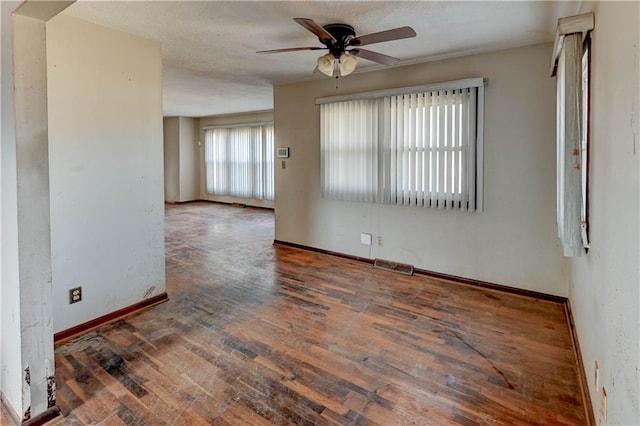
<box><xmin>49</xmin><ymin>201</ymin><xmax>587</xmax><ymax>425</ymax></box>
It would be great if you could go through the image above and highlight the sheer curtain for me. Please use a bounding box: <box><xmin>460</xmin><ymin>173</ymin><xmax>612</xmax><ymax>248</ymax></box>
<box><xmin>204</xmin><ymin>124</ymin><xmax>274</xmax><ymax>201</ymax></box>
<box><xmin>320</xmin><ymin>82</ymin><xmax>482</xmax><ymax>210</ymax></box>
<box><xmin>556</xmin><ymin>33</ymin><xmax>584</xmax><ymax>257</ymax></box>
<box><xmin>552</xmin><ymin>12</ymin><xmax>593</xmax><ymax>257</ymax></box>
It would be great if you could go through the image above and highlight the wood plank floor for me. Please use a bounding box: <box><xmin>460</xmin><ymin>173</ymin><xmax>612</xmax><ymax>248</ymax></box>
<box><xmin>49</xmin><ymin>201</ymin><xmax>587</xmax><ymax>425</ymax></box>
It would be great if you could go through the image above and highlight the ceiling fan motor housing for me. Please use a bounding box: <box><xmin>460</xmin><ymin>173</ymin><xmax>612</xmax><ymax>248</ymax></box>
<box><xmin>322</xmin><ymin>23</ymin><xmax>357</xmax><ymax>58</ymax></box>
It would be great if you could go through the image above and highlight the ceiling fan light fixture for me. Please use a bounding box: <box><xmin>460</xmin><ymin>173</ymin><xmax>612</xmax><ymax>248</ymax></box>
<box><xmin>259</xmin><ymin>18</ymin><xmax>415</xmax><ymax>78</ymax></box>
<box><xmin>317</xmin><ymin>53</ymin><xmax>335</xmax><ymax>77</ymax></box>
<box><xmin>339</xmin><ymin>53</ymin><xmax>357</xmax><ymax>76</ymax></box>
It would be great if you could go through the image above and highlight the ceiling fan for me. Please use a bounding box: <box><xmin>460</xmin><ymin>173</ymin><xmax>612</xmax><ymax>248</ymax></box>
<box><xmin>257</xmin><ymin>18</ymin><xmax>417</xmax><ymax>77</ymax></box>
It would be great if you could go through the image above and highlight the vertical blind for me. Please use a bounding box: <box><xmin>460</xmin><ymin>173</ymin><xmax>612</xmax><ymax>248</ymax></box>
<box><xmin>320</xmin><ymin>81</ymin><xmax>483</xmax><ymax>210</ymax></box>
<box><xmin>204</xmin><ymin>124</ymin><xmax>274</xmax><ymax>201</ymax></box>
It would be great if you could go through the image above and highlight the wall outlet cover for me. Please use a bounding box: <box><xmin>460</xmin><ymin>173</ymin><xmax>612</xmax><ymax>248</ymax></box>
<box><xmin>69</xmin><ymin>286</ymin><xmax>82</xmax><ymax>304</ymax></box>
<box><xmin>360</xmin><ymin>233</ymin><xmax>372</xmax><ymax>246</ymax></box>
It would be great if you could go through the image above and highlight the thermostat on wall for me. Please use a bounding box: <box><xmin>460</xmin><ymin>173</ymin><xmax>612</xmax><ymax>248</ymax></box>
<box><xmin>277</xmin><ymin>147</ymin><xmax>290</xmax><ymax>158</ymax></box>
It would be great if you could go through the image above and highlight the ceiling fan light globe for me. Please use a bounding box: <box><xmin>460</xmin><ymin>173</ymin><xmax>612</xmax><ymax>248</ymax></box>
<box><xmin>317</xmin><ymin>53</ymin><xmax>335</xmax><ymax>77</ymax></box>
<box><xmin>339</xmin><ymin>53</ymin><xmax>358</xmax><ymax>76</ymax></box>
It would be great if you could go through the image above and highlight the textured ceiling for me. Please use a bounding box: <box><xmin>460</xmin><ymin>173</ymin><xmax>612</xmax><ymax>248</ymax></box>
<box><xmin>63</xmin><ymin>1</ymin><xmax>580</xmax><ymax>117</ymax></box>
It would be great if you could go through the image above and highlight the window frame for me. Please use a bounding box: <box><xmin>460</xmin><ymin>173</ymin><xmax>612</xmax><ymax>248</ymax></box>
<box><xmin>581</xmin><ymin>33</ymin><xmax>591</xmax><ymax>250</ymax></box>
<box><xmin>202</xmin><ymin>122</ymin><xmax>275</xmax><ymax>202</ymax></box>
<box><xmin>550</xmin><ymin>12</ymin><xmax>594</xmax><ymax>257</ymax></box>
<box><xmin>317</xmin><ymin>79</ymin><xmax>485</xmax><ymax>211</ymax></box>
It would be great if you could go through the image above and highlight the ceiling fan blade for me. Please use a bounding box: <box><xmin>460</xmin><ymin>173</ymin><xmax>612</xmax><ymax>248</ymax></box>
<box><xmin>349</xmin><ymin>26</ymin><xmax>416</xmax><ymax>47</ymax></box>
<box><xmin>294</xmin><ymin>18</ymin><xmax>337</xmax><ymax>44</ymax></box>
<box><xmin>257</xmin><ymin>47</ymin><xmax>325</xmax><ymax>54</ymax></box>
<box><xmin>350</xmin><ymin>48</ymin><xmax>399</xmax><ymax>66</ymax></box>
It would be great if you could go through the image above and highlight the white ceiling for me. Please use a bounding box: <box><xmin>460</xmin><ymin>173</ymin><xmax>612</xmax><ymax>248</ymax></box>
<box><xmin>63</xmin><ymin>1</ymin><xmax>580</xmax><ymax>117</ymax></box>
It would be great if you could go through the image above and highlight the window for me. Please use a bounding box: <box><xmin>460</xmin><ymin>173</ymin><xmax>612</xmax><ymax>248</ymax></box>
<box><xmin>319</xmin><ymin>79</ymin><xmax>484</xmax><ymax>211</ymax></box>
<box><xmin>552</xmin><ymin>12</ymin><xmax>593</xmax><ymax>257</ymax></box>
<box><xmin>204</xmin><ymin>124</ymin><xmax>274</xmax><ymax>201</ymax></box>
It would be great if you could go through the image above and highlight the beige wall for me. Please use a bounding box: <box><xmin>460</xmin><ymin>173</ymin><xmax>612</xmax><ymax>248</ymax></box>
<box><xmin>198</xmin><ymin>110</ymin><xmax>274</xmax><ymax>208</ymax></box>
<box><xmin>1</xmin><ymin>1</ymin><xmax>23</xmax><ymax>414</ymax></box>
<box><xmin>179</xmin><ymin>117</ymin><xmax>199</xmax><ymax>201</ymax></box>
<box><xmin>569</xmin><ymin>2</ymin><xmax>640</xmax><ymax>424</ymax></box>
<box><xmin>164</xmin><ymin>117</ymin><xmax>180</xmax><ymax>202</ymax></box>
<box><xmin>274</xmin><ymin>42</ymin><xmax>566</xmax><ymax>296</ymax></box>
<box><xmin>164</xmin><ymin>116</ymin><xmax>199</xmax><ymax>203</ymax></box>
<box><xmin>47</xmin><ymin>14</ymin><xmax>166</xmax><ymax>333</ymax></box>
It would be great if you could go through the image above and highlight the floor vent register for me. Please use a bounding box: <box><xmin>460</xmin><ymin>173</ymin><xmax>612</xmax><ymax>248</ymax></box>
<box><xmin>373</xmin><ymin>258</ymin><xmax>414</xmax><ymax>276</ymax></box>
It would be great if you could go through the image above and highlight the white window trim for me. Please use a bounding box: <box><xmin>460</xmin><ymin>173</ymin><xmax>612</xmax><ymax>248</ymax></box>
<box><xmin>202</xmin><ymin>121</ymin><xmax>273</xmax><ymax>130</ymax></box>
<box><xmin>315</xmin><ymin>77</ymin><xmax>486</xmax><ymax>105</ymax></box>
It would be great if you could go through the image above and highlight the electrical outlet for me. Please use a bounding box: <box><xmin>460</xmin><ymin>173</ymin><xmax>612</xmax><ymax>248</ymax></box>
<box><xmin>360</xmin><ymin>233</ymin><xmax>372</xmax><ymax>246</ymax></box>
<box><xmin>377</xmin><ymin>236</ymin><xmax>383</xmax><ymax>247</ymax></box>
<box><xmin>69</xmin><ymin>286</ymin><xmax>82</xmax><ymax>304</ymax></box>
<box><xmin>595</xmin><ymin>360</ymin><xmax>599</xmax><ymax>388</ymax></box>
<box><xmin>601</xmin><ymin>387</ymin><xmax>607</xmax><ymax>423</ymax></box>
<box><xmin>281</xmin><ymin>160</ymin><xmax>287</xmax><ymax>169</ymax></box>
